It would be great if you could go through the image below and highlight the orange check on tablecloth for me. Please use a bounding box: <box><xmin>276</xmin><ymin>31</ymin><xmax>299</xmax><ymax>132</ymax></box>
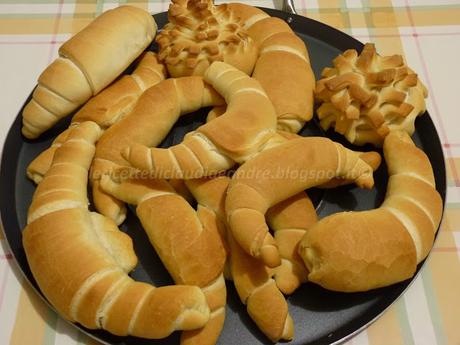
<box><xmin>1</xmin><ymin>1</ymin><xmax>460</xmax><ymax>344</ymax></box>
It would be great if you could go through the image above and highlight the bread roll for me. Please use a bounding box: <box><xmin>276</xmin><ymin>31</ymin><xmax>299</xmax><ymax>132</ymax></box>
<box><xmin>226</xmin><ymin>137</ymin><xmax>377</xmax><ymax>267</ymax></box>
<box><xmin>185</xmin><ymin>176</ymin><xmax>294</xmax><ymax>342</ymax></box>
<box><xmin>298</xmin><ymin>131</ymin><xmax>443</xmax><ymax>291</ymax></box>
<box><xmin>22</xmin><ymin>6</ymin><xmax>157</xmax><ymax>139</ymax></box>
<box><xmin>23</xmin><ymin>122</ymin><xmax>210</xmax><ymax>338</ymax></box>
<box><xmin>123</xmin><ymin>61</ymin><xmax>278</xmax><ymax>179</ymax></box>
<box><xmin>227</xmin><ymin>3</ymin><xmax>315</xmax><ymax>133</ymax></box>
<box><xmin>26</xmin><ymin>52</ymin><xmax>166</xmax><ymax>184</ymax></box>
<box><xmin>99</xmin><ymin>173</ymin><xmax>227</xmax><ymax>345</ymax></box>
<box><xmin>157</xmin><ymin>0</ymin><xmax>258</xmax><ymax>77</ymax></box>
<box><xmin>92</xmin><ymin>76</ymin><xmax>224</xmax><ymax>224</ymax></box>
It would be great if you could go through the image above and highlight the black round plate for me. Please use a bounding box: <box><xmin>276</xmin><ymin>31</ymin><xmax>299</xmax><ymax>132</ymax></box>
<box><xmin>0</xmin><ymin>8</ymin><xmax>446</xmax><ymax>345</ymax></box>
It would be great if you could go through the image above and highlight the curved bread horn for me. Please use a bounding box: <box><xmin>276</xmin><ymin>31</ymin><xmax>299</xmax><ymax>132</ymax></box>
<box><xmin>22</xmin><ymin>6</ymin><xmax>156</xmax><ymax>139</ymax></box>
<box><xmin>298</xmin><ymin>131</ymin><xmax>443</xmax><ymax>292</ymax></box>
<box><xmin>99</xmin><ymin>173</ymin><xmax>227</xmax><ymax>345</ymax></box>
<box><xmin>226</xmin><ymin>137</ymin><xmax>377</xmax><ymax>268</ymax></box>
<box><xmin>123</xmin><ymin>61</ymin><xmax>278</xmax><ymax>179</ymax></box>
<box><xmin>185</xmin><ymin>176</ymin><xmax>294</xmax><ymax>342</ymax></box>
<box><xmin>23</xmin><ymin>122</ymin><xmax>210</xmax><ymax>339</ymax></box>
<box><xmin>26</xmin><ymin>52</ymin><xmax>166</xmax><ymax>184</ymax></box>
<box><xmin>92</xmin><ymin>76</ymin><xmax>224</xmax><ymax>224</ymax></box>
<box><xmin>227</xmin><ymin>3</ymin><xmax>315</xmax><ymax>133</ymax></box>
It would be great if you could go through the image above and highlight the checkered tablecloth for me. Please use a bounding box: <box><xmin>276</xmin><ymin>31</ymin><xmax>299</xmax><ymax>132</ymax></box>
<box><xmin>1</xmin><ymin>1</ymin><xmax>459</xmax><ymax>344</ymax></box>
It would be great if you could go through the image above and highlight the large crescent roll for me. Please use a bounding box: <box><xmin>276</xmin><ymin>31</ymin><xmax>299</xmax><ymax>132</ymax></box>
<box><xmin>298</xmin><ymin>131</ymin><xmax>443</xmax><ymax>292</ymax></box>
<box><xmin>99</xmin><ymin>173</ymin><xmax>227</xmax><ymax>345</ymax></box>
<box><xmin>227</xmin><ymin>3</ymin><xmax>315</xmax><ymax>132</ymax></box>
<box><xmin>123</xmin><ymin>61</ymin><xmax>278</xmax><ymax>179</ymax></box>
<box><xmin>225</xmin><ymin>137</ymin><xmax>378</xmax><ymax>268</ymax></box>
<box><xmin>92</xmin><ymin>75</ymin><xmax>224</xmax><ymax>224</ymax></box>
<box><xmin>23</xmin><ymin>122</ymin><xmax>210</xmax><ymax>339</ymax></box>
<box><xmin>26</xmin><ymin>52</ymin><xmax>166</xmax><ymax>184</ymax></box>
<box><xmin>185</xmin><ymin>176</ymin><xmax>295</xmax><ymax>342</ymax></box>
<box><xmin>22</xmin><ymin>6</ymin><xmax>157</xmax><ymax>139</ymax></box>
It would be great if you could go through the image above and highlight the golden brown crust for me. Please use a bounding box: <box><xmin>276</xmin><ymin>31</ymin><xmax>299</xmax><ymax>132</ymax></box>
<box><xmin>266</xmin><ymin>192</ymin><xmax>317</xmax><ymax>294</ymax></box>
<box><xmin>92</xmin><ymin>76</ymin><xmax>224</xmax><ymax>223</ymax></box>
<box><xmin>186</xmin><ymin>175</ymin><xmax>294</xmax><ymax>342</ymax></box>
<box><xmin>23</xmin><ymin>122</ymin><xmax>210</xmax><ymax>339</ymax></box>
<box><xmin>157</xmin><ymin>0</ymin><xmax>258</xmax><ymax>77</ymax></box>
<box><xmin>99</xmin><ymin>174</ymin><xmax>227</xmax><ymax>345</ymax></box>
<box><xmin>299</xmin><ymin>131</ymin><xmax>442</xmax><ymax>292</ymax></box>
<box><xmin>316</xmin><ymin>43</ymin><xmax>428</xmax><ymax>146</ymax></box>
<box><xmin>22</xmin><ymin>6</ymin><xmax>156</xmax><ymax>139</ymax></box>
<box><xmin>226</xmin><ymin>137</ymin><xmax>376</xmax><ymax>267</ymax></box>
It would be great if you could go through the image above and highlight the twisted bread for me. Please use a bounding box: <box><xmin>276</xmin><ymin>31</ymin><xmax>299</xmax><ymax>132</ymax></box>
<box><xmin>99</xmin><ymin>173</ymin><xmax>227</xmax><ymax>345</ymax></box>
<box><xmin>26</xmin><ymin>52</ymin><xmax>166</xmax><ymax>184</ymax></box>
<box><xmin>185</xmin><ymin>176</ymin><xmax>294</xmax><ymax>342</ymax></box>
<box><xmin>92</xmin><ymin>76</ymin><xmax>224</xmax><ymax>224</ymax></box>
<box><xmin>22</xmin><ymin>6</ymin><xmax>156</xmax><ymax>139</ymax></box>
<box><xmin>226</xmin><ymin>137</ymin><xmax>378</xmax><ymax>267</ymax></box>
<box><xmin>298</xmin><ymin>131</ymin><xmax>443</xmax><ymax>291</ymax></box>
<box><xmin>157</xmin><ymin>0</ymin><xmax>258</xmax><ymax>77</ymax></box>
<box><xmin>23</xmin><ymin>122</ymin><xmax>210</xmax><ymax>339</ymax></box>
<box><xmin>266</xmin><ymin>192</ymin><xmax>317</xmax><ymax>294</ymax></box>
<box><xmin>123</xmin><ymin>61</ymin><xmax>277</xmax><ymax>179</ymax></box>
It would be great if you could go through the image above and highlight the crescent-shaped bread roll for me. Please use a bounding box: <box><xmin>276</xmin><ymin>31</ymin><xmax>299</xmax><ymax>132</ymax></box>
<box><xmin>123</xmin><ymin>61</ymin><xmax>278</xmax><ymax>179</ymax></box>
<box><xmin>22</xmin><ymin>6</ymin><xmax>156</xmax><ymax>139</ymax></box>
<box><xmin>23</xmin><ymin>122</ymin><xmax>210</xmax><ymax>338</ymax></box>
<box><xmin>92</xmin><ymin>76</ymin><xmax>224</xmax><ymax>224</ymax></box>
<box><xmin>26</xmin><ymin>52</ymin><xmax>166</xmax><ymax>184</ymax></box>
<box><xmin>185</xmin><ymin>176</ymin><xmax>294</xmax><ymax>342</ymax></box>
<box><xmin>298</xmin><ymin>131</ymin><xmax>443</xmax><ymax>292</ymax></box>
<box><xmin>226</xmin><ymin>137</ymin><xmax>378</xmax><ymax>268</ymax></box>
<box><xmin>99</xmin><ymin>173</ymin><xmax>227</xmax><ymax>345</ymax></box>
<box><xmin>227</xmin><ymin>3</ymin><xmax>315</xmax><ymax>133</ymax></box>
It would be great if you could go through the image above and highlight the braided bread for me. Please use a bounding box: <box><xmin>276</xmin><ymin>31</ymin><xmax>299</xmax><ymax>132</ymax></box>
<box><xmin>26</xmin><ymin>52</ymin><xmax>166</xmax><ymax>184</ymax></box>
<box><xmin>22</xmin><ymin>6</ymin><xmax>156</xmax><ymax>139</ymax></box>
<box><xmin>226</xmin><ymin>137</ymin><xmax>378</xmax><ymax>267</ymax></box>
<box><xmin>99</xmin><ymin>173</ymin><xmax>227</xmax><ymax>345</ymax></box>
<box><xmin>298</xmin><ymin>131</ymin><xmax>443</xmax><ymax>291</ymax></box>
<box><xmin>23</xmin><ymin>122</ymin><xmax>210</xmax><ymax>339</ymax></box>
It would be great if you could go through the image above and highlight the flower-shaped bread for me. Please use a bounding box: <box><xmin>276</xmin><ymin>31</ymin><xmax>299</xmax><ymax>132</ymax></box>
<box><xmin>157</xmin><ymin>0</ymin><xmax>258</xmax><ymax>77</ymax></box>
<box><xmin>316</xmin><ymin>43</ymin><xmax>428</xmax><ymax>146</ymax></box>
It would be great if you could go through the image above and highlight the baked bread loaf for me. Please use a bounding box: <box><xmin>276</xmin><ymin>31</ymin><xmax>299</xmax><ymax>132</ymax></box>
<box><xmin>99</xmin><ymin>173</ymin><xmax>227</xmax><ymax>345</ymax></box>
<box><xmin>227</xmin><ymin>3</ymin><xmax>315</xmax><ymax>133</ymax></box>
<box><xmin>316</xmin><ymin>43</ymin><xmax>428</xmax><ymax>146</ymax></box>
<box><xmin>92</xmin><ymin>75</ymin><xmax>224</xmax><ymax>224</ymax></box>
<box><xmin>185</xmin><ymin>176</ymin><xmax>294</xmax><ymax>342</ymax></box>
<box><xmin>22</xmin><ymin>6</ymin><xmax>157</xmax><ymax>139</ymax></box>
<box><xmin>298</xmin><ymin>131</ymin><xmax>443</xmax><ymax>292</ymax></box>
<box><xmin>226</xmin><ymin>137</ymin><xmax>378</xmax><ymax>267</ymax></box>
<box><xmin>266</xmin><ymin>192</ymin><xmax>317</xmax><ymax>294</ymax></box>
<box><xmin>123</xmin><ymin>61</ymin><xmax>278</xmax><ymax>179</ymax></box>
<box><xmin>26</xmin><ymin>52</ymin><xmax>166</xmax><ymax>184</ymax></box>
<box><xmin>23</xmin><ymin>122</ymin><xmax>210</xmax><ymax>338</ymax></box>
<box><xmin>157</xmin><ymin>0</ymin><xmax>258</xmax><ymax>77</ymax></box>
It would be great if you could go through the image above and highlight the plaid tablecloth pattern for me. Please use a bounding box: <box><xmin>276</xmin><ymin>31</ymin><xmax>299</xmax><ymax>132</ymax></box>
<box><xmin>1</xmin><ymin>1</ymin><xmax>459</xmax><ymax>344</ymax></box>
